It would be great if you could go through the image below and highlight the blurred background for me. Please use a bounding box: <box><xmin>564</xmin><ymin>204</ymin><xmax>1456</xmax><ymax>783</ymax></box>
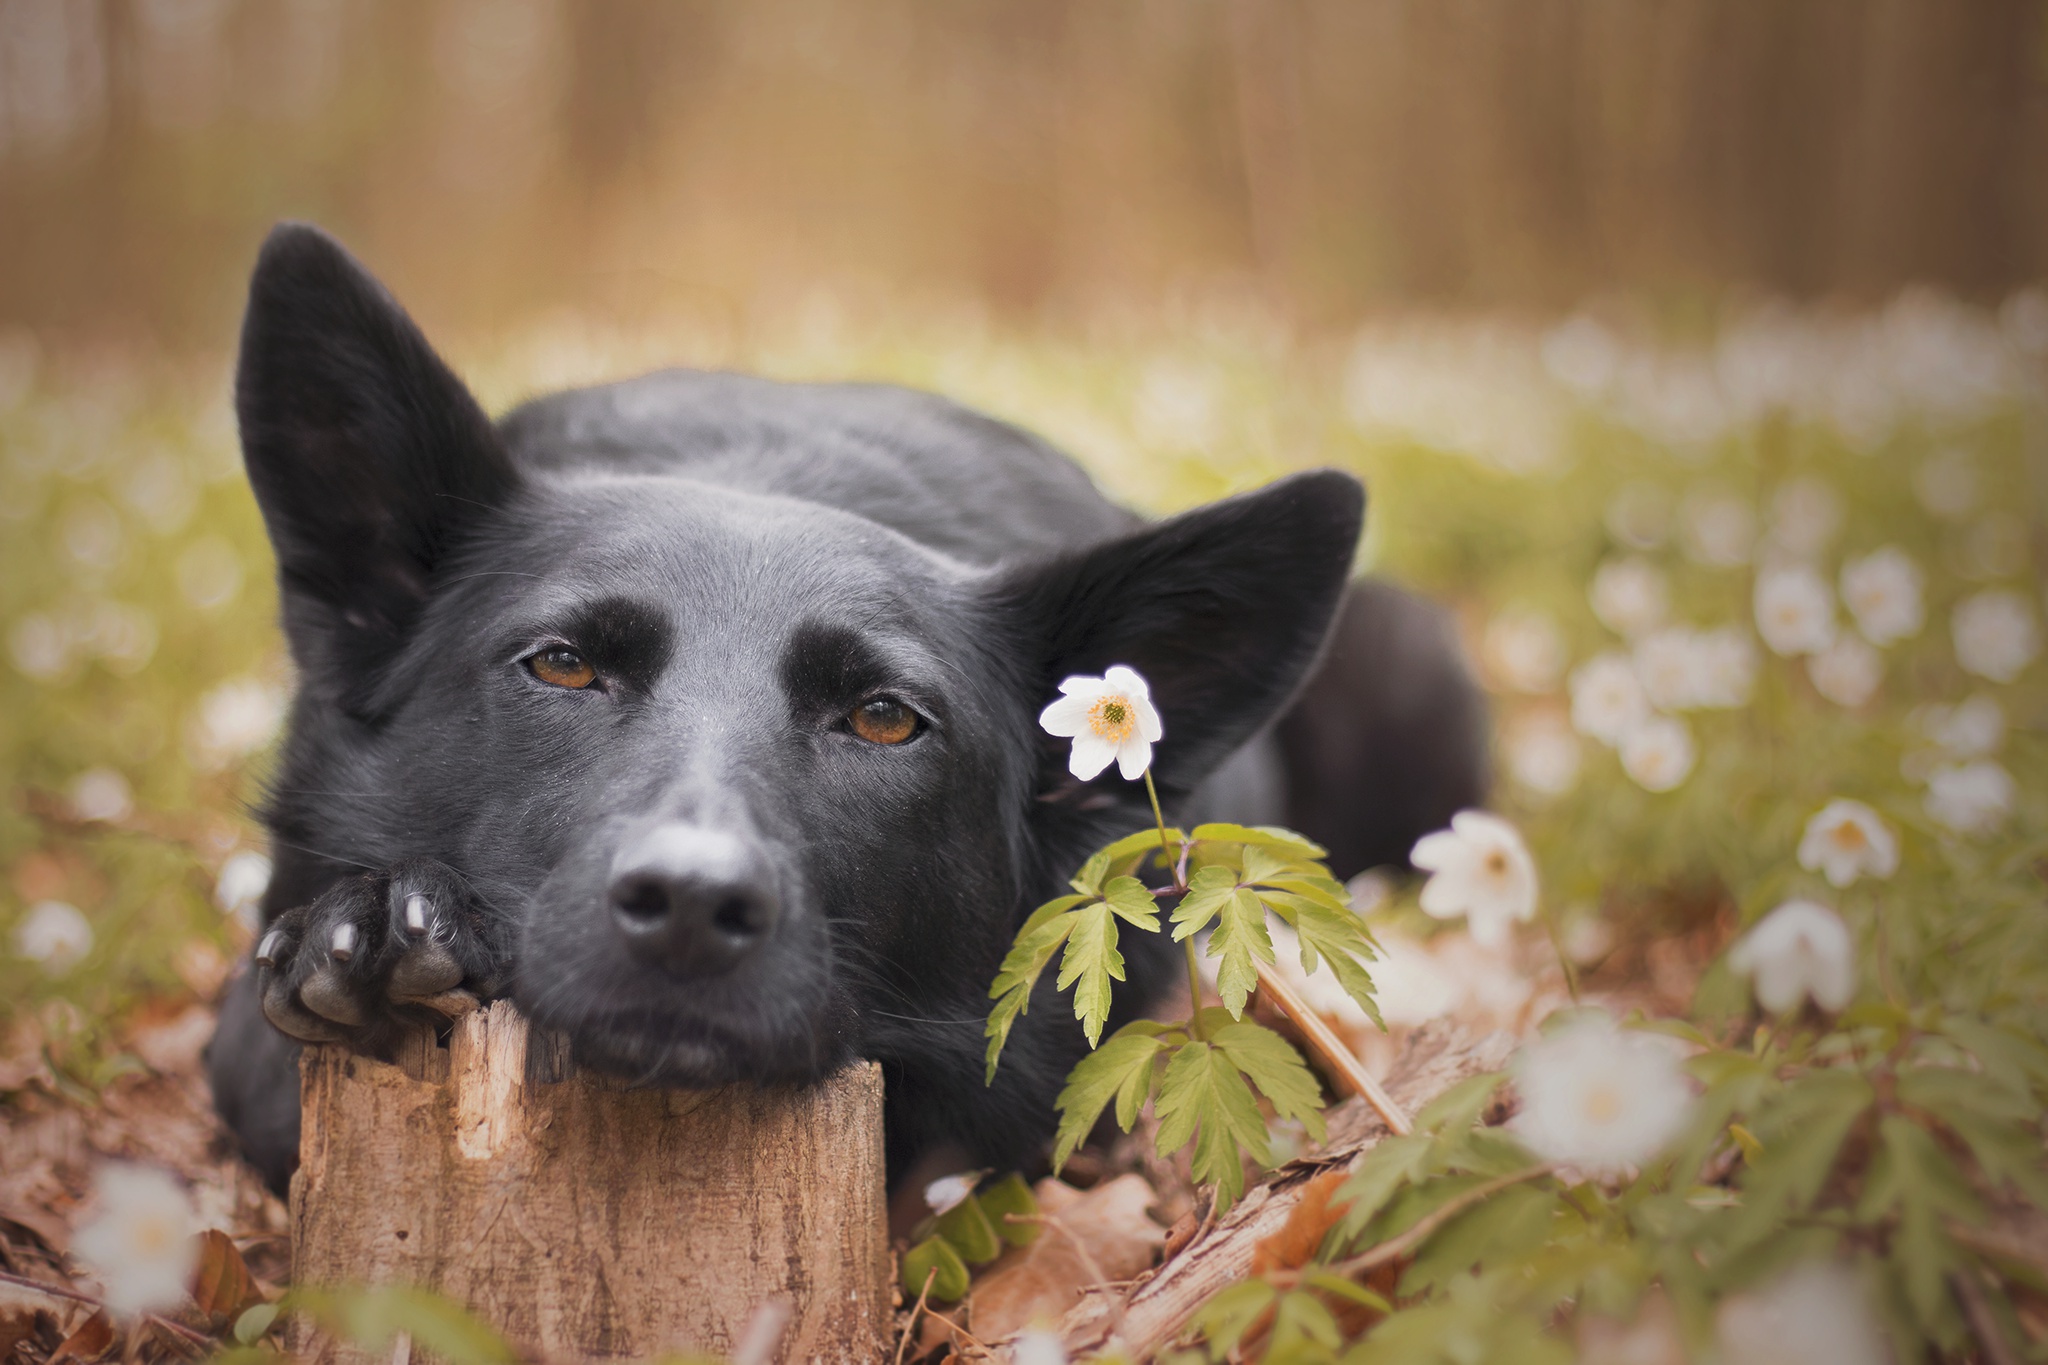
<box><xmin>2</xmin><ymin>3</ymin><xmax>2046</xmax><ymax>1346</ymax></box>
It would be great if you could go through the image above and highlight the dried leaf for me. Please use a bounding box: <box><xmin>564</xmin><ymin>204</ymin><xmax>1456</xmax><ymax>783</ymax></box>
<box><xmin>1253</xmin><ymin>1170</ymin><xmax>1352</xmax><ymax>1275</ymax></box>
<box><xmin>190</xmin><ymin>1228</ymin><xmax>266</xmax><ymax>1325</ymax></box>
<box><xmin>52</xmin><ymin>1311</ymin><xmax>114</xmax><ymax>1364</ymax></box>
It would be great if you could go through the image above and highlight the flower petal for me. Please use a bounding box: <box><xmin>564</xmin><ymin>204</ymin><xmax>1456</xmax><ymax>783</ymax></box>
<box><xmin>1114</xmin><ymin>736</ymin><xmax>1153</xmax><ymax>780</ymax></box>
<box><xmin>1067</xmin><ymin>732</ymin><xmax>1118</xmax><ymax>781</ymax></box>
<box><xmin>1038</xmin><ymin>693</ymin><xmax>1093</xmax><ymax>736</ymax></box>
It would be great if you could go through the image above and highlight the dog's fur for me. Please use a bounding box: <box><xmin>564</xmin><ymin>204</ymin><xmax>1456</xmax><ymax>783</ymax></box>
<box><xmin>205</xmin><ymin>225</ymin><xmax>1487</xmax><ymax>1194</ymax></box>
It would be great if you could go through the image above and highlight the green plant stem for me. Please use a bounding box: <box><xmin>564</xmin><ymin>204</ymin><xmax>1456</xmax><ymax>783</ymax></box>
<box><xmin>1146</xmin><ymin>766</ymin><xmax>1203</xmax><ymax>1038</ymax></box>
<box><xmin>1184</xmin><ymin>935</ymin><xmax>1208</xmax><ymax>1041</ymax></box>
<box><xmin>1142</xmin><ymin>768</ymin><xmax>1178</xmax><ymax>886</ymax></box>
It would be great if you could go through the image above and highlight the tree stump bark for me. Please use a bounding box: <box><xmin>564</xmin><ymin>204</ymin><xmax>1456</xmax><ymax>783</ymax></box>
<box><xmin>287</xmin><ymin>1002</ymin><xmax>890</xmax><ymax>1364</ymax></box>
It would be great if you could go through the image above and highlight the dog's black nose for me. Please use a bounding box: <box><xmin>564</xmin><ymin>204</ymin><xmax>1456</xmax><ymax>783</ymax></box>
<box><xmin>607</xmin><ymin>824</ymin><xmax>781</xmax><ymax>978</ymax></box>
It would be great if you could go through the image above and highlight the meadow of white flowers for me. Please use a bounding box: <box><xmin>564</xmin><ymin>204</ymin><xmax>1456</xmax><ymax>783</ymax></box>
<box><xmin>1</xmin><ymin>284</ymin><xmax>2043</xmax><ymax>1362</ymax></box>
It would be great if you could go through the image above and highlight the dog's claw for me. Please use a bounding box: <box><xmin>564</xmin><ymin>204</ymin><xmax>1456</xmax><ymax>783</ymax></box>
<box><xmin>329</xmin><ymin>921</ymin><xmax>358</xmax><ymax>962</ymax></box>
<box><xmin>404</xmin><ymin>893</ymin><xmax>431</xmax><ymax>936</ymax></box>
<box><xmin>254</xmin><ymin>928</ymin><xmax>288</xmax><ymax>970</ymax></box>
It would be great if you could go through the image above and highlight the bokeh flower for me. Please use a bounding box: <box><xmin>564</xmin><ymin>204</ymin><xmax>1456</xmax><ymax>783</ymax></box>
<box><xmin>72</xmin><ymin>1164</ymin><xmax>198</xmax><ymax>1318</ymax></box>
<box><xmin>1693</xmin><ymin>626</ymin><xmax>1759</xmax><ymax>708</ymax></box>
<box><xmin>1038</xmin><ymin>665</ymin><xmax>1163</xmax><ymax>781</ymax></box>
<box><xmin>188</xmin><ymin>677</ymin><xmax>288</xmax><ymax>770</ymax></box>
<box><xmin>1012</xmin><ymin>1328</ymin><xmax>1069</xmax><ymax>1365</ymax></box>
<box><xmin>13</xmin><ymin>900</ymin><xmax>93</xmax><ymax>975</ymax></box>
<box><xmin>1632</xmin><ymin>628</ymin><xmax>1701</xmax><ymax>711</ymax></box>
<box><xmin>1839</xmin><ymin>546</ymin><xmax>1923</xmax><ymax>645</ymax></box>
<box><xmin>1482</xmin><ymin>607</ymin><xmax>1567</xmax><ymax>694</ymax></box>
<box><xmin>1807</xmin><ymin>636</ymin><xmax>1882</xmax><ymax>708</ymax></box>
<box><xmin>1620</xmin><ymin>716</ymin><xmax>1695</xmax><ymax>792</ymax></box>
<box><xmin>1922</xmin><ymin>694</ymin><xmax>2004</xmax><ymax>758</ymax></box>
<box><xmin>1512</xmin><ymin>1014</ymin><xmax>1692</xmax><ymax>1175</ymax></box>
<box><xmin>1715</xmin><ymin>1262</ymin><xmax>1888</xmax><ymax>1365</ymax></box>
<box><xmin>1680</xmin><ymin>490</ymin><xmax>1755</xmax><ymax>568</ymax></box>
<box><xmin>1727</xmin><ymin>900</ymin><xmax>1855</xmax><ymax>1013</ymax></box>
<box><xmin>214</xmin><ymin>850</ymin><xmax>273</xmax><ymax>929</ymax></box>
<box><xmin>1411</xmin><ymin>811</ymin><xmax>1539</xmax><ymax>948</ymax></box>
<box><xmin>1569</xmin><ymin>653</ymin><xmax>1649</xmax><ymax>745</ymax></box>
<box><xmin>1503</xmin><ymin>711</ymin><xmax>1582</xmax><ymax>798</ymax></box>
<box><xmin>1754</xmin><ymin>565</ymin><xmax>1836</xmax><ymax>656</ymax></box>
<box><xmin>69</xmin><ymin>767</ymin><xmax>134</xmax><ymax>823</ymax></box>
<box><xmin>1766</xmin><ymin>476</ymin><xmax>1842</xmax><ymax>558</ymax></box>
<box><xmin>1952</xmin><ymin>589</ymin><xmax>2039</xmax><ymax>683</ymax></box>
<box><xmin>1924</xmin><ymin>761</ymin><xmax>2016</xmax><ymax>836</ymax></box>
<box><xmin>1590</xmin><ymin>557</ymin><xmax>1668</xmax><ymax>637</ymax></box>
<box><xmin>1797</xmin><ymin>800</ymin><xmax>1899</xmax><ymax>888</ymax></box>
<box><xmin>923</xmin><ymin>1172</ymin><xmax>978</xmax><ymax>1215</ymax></box>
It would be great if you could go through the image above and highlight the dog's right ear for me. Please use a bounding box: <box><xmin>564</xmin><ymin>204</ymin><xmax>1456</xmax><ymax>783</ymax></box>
<box><xmin>236</xmin><ymin>223</ymin><xmax>520</xmax><ymax>716</ymax></box>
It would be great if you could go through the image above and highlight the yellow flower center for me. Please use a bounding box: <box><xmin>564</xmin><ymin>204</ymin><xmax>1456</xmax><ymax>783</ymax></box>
<box><xmin>1582</xmin><ymin>1084</ymin><xmax>1622</xmax><ymax>1126</ymax></box>
<box><xmin>129</xmin><ymin>1215</ymin><xmax>176</xmax><ymax>1256</ymax></box>
<box><xmin>1483</xmin><ymin>849</ymin><xmax>1509</xmax><ymax>878</ymax></box>
<box><xmin>1830</xmin><ymin>821</ymin><xmax>1867</xmax><ymax>851</ymax></box>
<box><xmin>1088</xmin><ymin>695</ymin><xmax>1135</xmax><ymax>743</ymax></box>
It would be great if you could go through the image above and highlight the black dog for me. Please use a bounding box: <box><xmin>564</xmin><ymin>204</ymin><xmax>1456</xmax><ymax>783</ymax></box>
<box><xmin>205</xmin><ymin>225</ymin><xmax>1486</xmax><ymax>1194</ymax></box>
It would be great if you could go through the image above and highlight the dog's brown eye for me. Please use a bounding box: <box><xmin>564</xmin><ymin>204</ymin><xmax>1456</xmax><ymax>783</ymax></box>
<box><xmin>529</xmin><ymin>647</ymin><xmax>597</xmax><ymax>690</ymax></box>
<box><xmin>849</xmin><ymin>698</ymin><xmax>919</xmax><ymax>745</ymax></box>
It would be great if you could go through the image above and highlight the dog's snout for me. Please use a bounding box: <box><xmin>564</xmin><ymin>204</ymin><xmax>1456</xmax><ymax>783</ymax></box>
<box><xmin>607</xmin><ymin>824</ymin><xmax>781</xmax><ymax>978</ymax></box>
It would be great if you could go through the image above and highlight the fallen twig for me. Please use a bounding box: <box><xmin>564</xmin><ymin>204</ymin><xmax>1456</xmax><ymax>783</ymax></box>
<box><xmin>894</xmin><ymin>1267</ymin><xmax>938</xmax><ymax>1365</ymax></box>
<box><xmin>1253</xmin><ymin>961</ymin><xmax>1412</xmax><ymax>1136</ymax></box>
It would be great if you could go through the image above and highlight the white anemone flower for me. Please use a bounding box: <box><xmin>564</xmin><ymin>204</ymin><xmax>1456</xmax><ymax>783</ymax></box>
<box><xmin>69</xmin><ymin>767</ymin><xmax>133</xmax><ymax>823</ymax></box>
<box><xmin>1839</xmin><ymin>547</ymin><xmax>1924</xmax><ymax>646</ymax></box>
<box><xmin>1797</xmin><ymin>800</ymin><xmax>1899</xmax><ymax>888</ymax></box>
<box><xmin>1482</xmin><ymin>607</ymin><xmax>1567</xmax><ymax>694</ymax></box>
<box><xmin>1952</xmin><ymin>589</ymin><xmax>2040</xmax><ymax>683</ymax></box>
<box><xmin>1411</xmin><ymin>811</ymin><xmax>1539</xmax><ymax>948</ymax></box>
<box><xmin>1590</xmin><ymin>557</ymin><xmax>1669</xmax><ymax>637</ymax></box>
<box><xmin>1727</xmin><ymin>900</ymin><xmax>1856</xmax><ymax>1013</ymax></box>
<box><xmin>1923</xmin><ymin>694</ymin><xmax>2005</xmax><ymax>758</ymax></box>
<box><xmin>1924</xmin><ymin>761</ymin><xmax>2016</xmax><ymax>836</ymax></box>
<box><xmin>923</xmin><ymin>1172</ymin><xmax>979</xmax><ymax>1216</ymax></box>
<box><xmin>1754</xmin><ymin>564</ymin><xmax>1836</xmax><ymax>656</ymax></box>
<box><xmin>1038</xmin><ymin>665</ymin><xmax>1163</xmax><ymax>781</ymax></box>
<box><xmin>73</xmin><ymin>1164</ymin><xmax>198</xmax><ymax>1318</ymax></box>
<box><xmin>1620</xmin><ymin>716</ymin><xmax>1695</xmax><ymax>793</ymax></box>
<box><xmin>1632</xmin><ymin>628</ymin><xmax>1702</xmax><ymax>711</ymax></box>
<box><xmin>1512</xmin><ymin>1014</ymin><xmax>1693</xmax><ymax>1175</ymax></box>
<box><xmin>14</xmin><ymin>900</ymin><xmax>94</xmax><ymax>974</ymax></box>
<box><xmin>1807</xmin><ymin>636</ymin><xmax>1882</xmax><ymax>708</ymax></box>
<box><xmin>1569</xmin><ymin>652</ymin><xmax>1650</xmax><ymax>745</ymax></box>
<box><xmin>1715</xmin><ymin>1261</ymin><xmax>1888</xmax><ymax>1365</ymax></box>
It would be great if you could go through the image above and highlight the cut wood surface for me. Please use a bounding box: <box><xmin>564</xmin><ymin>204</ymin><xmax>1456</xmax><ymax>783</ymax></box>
<box><xmin>1033</xmin><ymin>1023</ymin><xmax>1514</xmax><ymax>1365</ymax></box>
<box><xmin>288</xmin><ymin>1003</ymin><xmax>889</xmax><ymax>1365</ymax></box>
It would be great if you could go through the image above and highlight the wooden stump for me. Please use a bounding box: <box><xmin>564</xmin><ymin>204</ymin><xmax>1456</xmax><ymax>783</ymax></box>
<box><xmin>288</xmin><ymin>1003</ymin><xmax>890</xmax><ymax>1364</ymax></box>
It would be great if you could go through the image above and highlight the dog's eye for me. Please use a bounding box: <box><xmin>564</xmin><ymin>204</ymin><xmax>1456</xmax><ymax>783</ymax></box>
<box><xmin>528</xmin><ymin>647</ymin><xmax>597</xmax><ymax>690</ymax></box>
<box><xmin>848</xmin><ymin>697</ymin><xmax>920</xmax><ymax>745</ymax></box>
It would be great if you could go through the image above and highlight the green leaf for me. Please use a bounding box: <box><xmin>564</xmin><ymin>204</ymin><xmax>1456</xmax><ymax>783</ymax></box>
<box><xmin>1332</xmin><ymin>1133</ymin><xmax>1434</xmax><ymax>1245</ymax></box>
<box><xmin>1212</xmin><ymin>1021</ymin><xmax>1327</xmax><ymax>1143</ymax></box>
<box><xmin>1715</xmin><ymin>1071</ymin><xmax>1872</xmax><ymax>1260</ymax></box>
<box><xmin>934</xmin><ymin>1193</ymin><xmax>1002</xmax><ymax>1265</ymax></box>
<box><xmin>1155</xmin><ymin>1040</ymin><xmax>1271</xmax><ymax>1211</ymax></box>
<box><xmin>983</xmin><ymin>896</ymin><xmax>1088</xmax><ymax>1081</ymax></box>
<box><xmin>1190</xmin><ymin>823</ymin><xmax>1327</xmax><ymax>861</ymax></box>
<box><xmin>1169</xmin><ymin>864</ymin><xmax>1240</xmax><ymax>941</ymax></box>
<box><xmin>232</xmin><ymin>1303</ymin><xmax>279</xmax><ymax>1346</ymax></box>
<box><xmin>1399</xmin><ymin>1184</ymin><xmax>1559</xmax><ymax>1297</ymax></box>
<box><xmin>1103</xmin><ymin>875</ymin><xmax>1163</xmax><ymax>931</ymax></box>
<box><xmin>1056</xmin><ymin>901</ymin><xmax>1126</xmax><ymax>1047</ymax></box>
<box><xmin>295</xmin><ymin>1286</ymin><xmax>517</xmax><ymax>1365</ymax></box>
<box><xmin>1268</xmin><ymin>1289</ymin><xmax>1344</xmax><ymax>1356</ymax></box>
<box><xmin>1072</xmin><ymin>827</ymin><xmax>1186</xmax><ymax>893</ymax></box>
<box><xmin>1267</xmin><ymin>893</ymin><xmax>1384</xmax><ymax>1028</ymax></box>
<box><xmin>1862</xmin><ymin>1116</ymin><xmax>1982</xmax><ymax>1342</ymax></box>
<box><xmin>1940</xmin><ymin>1016</ymin><xmax>2048</xmax><ymax>1099</ymax></box>
<box><xmin>1190</xmin><ymin>1279</ymin><xmax>1277</xmax><ymax>1358</ymax></box>
<box><xmin>1052</xmin><ymin>1022</ymin><xmax>1171</xmax><ymax>1169</ymax></box>
<box><xmin>1206</xmin><ymin>888</ymin><xmax>1276</xmax><ymax>1018</ymax></box>
<box><xmin>901</xmin><ymin>1235</ymin><xmax>971</xmax><ymax>1303</ymax></box>
<box><xmin>1415</xmin><ymin>1073</ymin><xmax>1505</xmax><ymax>1136</ymax></box>
<box><xmin>976</xmin><ymin>1172</ymin><xmax>1042</xmax><ymax>1248</ymax></box>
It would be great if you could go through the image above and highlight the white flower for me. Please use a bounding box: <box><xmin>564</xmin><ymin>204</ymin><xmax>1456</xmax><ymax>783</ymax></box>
<box><xmin>1512</xmin><ymin>1014</ymin><xmax>1692</xmax><ymax>1175</ymax></box>
<box><xmin>1590</xmin><ymin>557</ymin><xmax>1668</xmax><ymax>637</ymax></box>
<box><xmin>1482</xmin><ymin>607</ymin><xmax>1567</xmax><ymax>694</ymax></box>
<box><xmin>1767</xmin><ymin>476</ymin><xmax>1842</xmax><ymax>558</ymax></box>
<box><xmin>1012</xmin><ymin>1328</ymin><xmax>1069</xmax><ymax>1365</ymax></box>
<box><xmin>72</xmin><ymin>1164</ymin><xmax>198</xmax><ymax>1318</ymax></box>
<box><xmin>1797</xmin><ymin>800</ymin><xmax>1899</xmax><ymax>888</ymax></box>
<box><xmin>1410</xmin><ymin>811</ymin><xmax>1539</xmax><ymax>949</ymax></box>
<box><xmin>13</xmin><ymin>900</ymin><xmax>93</xmax><ymax>975</ymax></box>
<box><xmin>1727</xmin><ymin>901</ymin><xmax>1856</xmax><ymax>1013</ymax></box>
<box><xmin>1039</xmin><ymin>665</ymin><xmax>1163</xmax><ymax>781</ymax></box>
<box><xmin>69</xmin><ymin>767</ymin><xmax>133</xmax><ymax>823</ymax></box>
<box><xmin>1620</xmin><ymin>716</ymin><xmax>1695</xmax><ymax>793</ymax></box>
<box><xmin>1715</xmin><ymin>1262</ymin><xmax>1888</xmax><ymax>1365</ymax></box>
<box><xmin>923</xmin><ymin>1172</ymin><xmax>978</xmax><ymax>1216</ymax></box>
<box><xmin>1754</xmin><ymin>564</ymin><xmax>1836</xmax><ymax>656</ymax></box>
<box><xmin>1925</xmin><ymin>761</ymin><xmax>2016</xmax><ymax>836</ymax></box>
<box><xmin>188</xmin><ymin>677</ymin><xmax>287</xmax><ymax>769</ymax></box>
<box><xmin>1952</xmin><ymin>589</ymin><xmax>2039</xmax><ymax>683</ymax></box>
<box><xmin>1913</xmin><ymin>449</ymin><xmax>1979</xmax><ymax>521</ymax></box>
<box><xmin>1503</xmin><ymin>711</ymin><xmax>1581</xmax><ymax>798</ymax></box>
<box><xmin>1922</xmin><ymin>694</ymin><xmax>2004</xmax><ymax>758</ymax></box>
<box><xmin>1680</xmin><ymin>491</ymin><xmax>1755</xmax><ymax>568</ymax></box>
<box><xmin>1569</xmin><ymin>652</ymin><xmax>1650</xmax><ymax>745</ymax></box>
<box><xmin>1807</xmin><ymin>637</ymin><xmax>1882</xmax><ymax>708</ymax></box>
<box><xmin>1839</xmin><ymin>547</ymin><xmax>1923</xmax><ymax>646</ymax></box>
<box><xmin>1693</xmin><ymin>626</ymin><xmax>1759</xmax><ymax>708</ymax></box>
<box><xmin>214</xmin><ymin>851</ymin><xmax>273</xmax><ymax>929</ymax></box>
<box><xmin>1632</xmin><ymin>628</ymin><xmax>1702</xmax><ymax>711</ymax></box>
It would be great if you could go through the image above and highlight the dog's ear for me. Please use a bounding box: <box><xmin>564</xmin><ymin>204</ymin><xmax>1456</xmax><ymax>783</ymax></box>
<box><xmin>998</xmin><ymin>469</ymin><xmax>1365</xmax><ymax>801</ymax></box>
<box><xmin>236</xmin><ymin>223</ymin><xmax>520</xmax><ymax>715</ymax></box>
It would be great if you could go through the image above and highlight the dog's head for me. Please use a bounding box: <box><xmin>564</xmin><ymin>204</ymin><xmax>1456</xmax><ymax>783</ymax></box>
<box><xmin>237</xmin><ymin>224</ymin><xmax>1363</xmax><ymax>1087</ymax></box>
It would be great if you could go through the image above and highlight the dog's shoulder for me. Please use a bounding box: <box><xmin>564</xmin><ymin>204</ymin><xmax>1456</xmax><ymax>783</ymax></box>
<box><xmin>496</xmin><ymin>369</ymin><xmax>1138</xmax><ymax>563</ymax></box>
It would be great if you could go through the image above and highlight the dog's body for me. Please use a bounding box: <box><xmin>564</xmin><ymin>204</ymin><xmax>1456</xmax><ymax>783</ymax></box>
<box><xmin>206</xmin><ymin>226</ymin><xmax>1487</xmax><ymax>1193</ymax></box>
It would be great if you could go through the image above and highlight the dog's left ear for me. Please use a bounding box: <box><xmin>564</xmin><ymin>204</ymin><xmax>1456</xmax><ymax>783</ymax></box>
<box><xmin>235</xmin><ymin>223</ymin><xmax>521</xmax><ymax>716</ymax></box>
<box><xmin>998</xmin><ymin>470</ymin><xmax>1365</xmax><ymax>801</ymax></box>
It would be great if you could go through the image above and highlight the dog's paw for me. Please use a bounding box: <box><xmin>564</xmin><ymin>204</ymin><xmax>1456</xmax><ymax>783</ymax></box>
<box><xmin>254</xmin><ymin>859</ymin><xmax>505</xmax><ymax>1047</ymax></box>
